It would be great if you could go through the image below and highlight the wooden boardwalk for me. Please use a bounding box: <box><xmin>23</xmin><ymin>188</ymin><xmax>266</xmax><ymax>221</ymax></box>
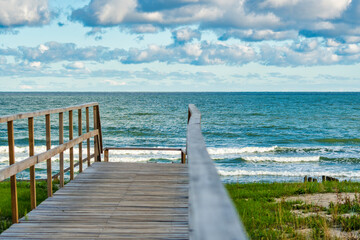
<box><xmin>0</xmin><ymin>162</ymin><xmax>189</xmax><ymax>239</ymax></box>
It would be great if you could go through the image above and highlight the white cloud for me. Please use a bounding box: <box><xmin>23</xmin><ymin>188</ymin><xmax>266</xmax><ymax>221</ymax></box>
<box><xmin>102</xmin><ymin>79</ymin><xmax>126</xmax><ymax>86</ymax></box>
<box><xmin>29</xmin><ymin>61</ymin><xmax>41</xmax><ymax>68</ymax></box>
<box><xmin>0</xmin><ymin>0</ymin><xmax>50</xmax><ymax>27</ymax></box>
<box><xmin>19</xmin><ymin>85</ymin><xmax>33</xmax><ymax>90</ymax></box>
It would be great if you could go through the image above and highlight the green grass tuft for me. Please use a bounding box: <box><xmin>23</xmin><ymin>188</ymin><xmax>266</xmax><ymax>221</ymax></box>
<box><xmin>0</xmin><ymin>181</ymin><xmax>59</xmax><ymax>233</ymax></box>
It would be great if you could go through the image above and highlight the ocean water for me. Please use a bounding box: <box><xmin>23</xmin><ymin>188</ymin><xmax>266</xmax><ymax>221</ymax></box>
<box><xmin>1</xmin><ymin>92</ymin><xmax>360</xmax><ymax>183</ymax></box>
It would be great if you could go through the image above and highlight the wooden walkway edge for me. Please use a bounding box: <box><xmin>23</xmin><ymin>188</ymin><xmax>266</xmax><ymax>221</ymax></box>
<box><xmin>0</xmin><ymin>162</ymin><xmax>189</xmax><ymax>239</ymax></box>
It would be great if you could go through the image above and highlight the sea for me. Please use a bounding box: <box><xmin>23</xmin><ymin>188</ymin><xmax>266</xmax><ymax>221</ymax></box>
<box><xmin>1</xmin><ymin>92</ymin><xmax>360</xmax><ymax>183</ymax></box>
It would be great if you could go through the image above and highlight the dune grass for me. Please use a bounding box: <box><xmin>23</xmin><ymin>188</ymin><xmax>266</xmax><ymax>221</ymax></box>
<box><xmin>226</xmin><ymin>181</ymin><xmax>360</xmax><ymax>239</ymax></box>
<box><xmin>0</xmin><ymin>180</ymin><xmax>59</xmax><ymax>233</ymax></box>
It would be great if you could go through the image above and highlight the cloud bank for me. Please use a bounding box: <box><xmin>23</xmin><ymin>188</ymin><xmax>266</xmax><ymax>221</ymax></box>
<box><xmin>0</xmin><ymin>0</ymin><xmax>50</xmax><ymax>27</ymax></box>
<box><xmin>69</xmin><ymin>0</ymin><xmax>360</xmax><ymax>42</ymax></box>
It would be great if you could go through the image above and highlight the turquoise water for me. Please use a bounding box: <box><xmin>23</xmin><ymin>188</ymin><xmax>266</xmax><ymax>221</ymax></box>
<box><xmin>1</xmin><ymin>92</ymin><xmax>360</xmax><ymax>182</ymax></box>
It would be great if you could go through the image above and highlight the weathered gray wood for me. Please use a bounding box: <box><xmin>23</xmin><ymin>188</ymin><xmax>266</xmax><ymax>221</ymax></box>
<box><xmin>1</xmin><ymin>162</ymin><xmax>189</xmax><ymax>239</ymax></box>
<box><xmin>51</xmin><ymin>154</ymin><xmax>95</xmax><ymax>180</ymax></box>
<box><xmin>187</xmin><ymin>104</ymin><xmax>248</xmax><ymax>240</ymax></box>
<box><xmin>0</xmin><ymin>130</ymin><xmax>99</xmax><ymax>182</ymax></box>
<box><xmin>0</xmin><ymin>102</ymin><xmax>98</xmax><ymax>123</ymax></box>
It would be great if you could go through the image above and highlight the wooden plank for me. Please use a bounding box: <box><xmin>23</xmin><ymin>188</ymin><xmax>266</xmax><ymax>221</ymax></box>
<box><xmin>7</xmin><ymin>121</ymin><xmax>18</xmax><ymax>224</ymax></box>
<box><xmin>52</xmin><ymin>154</ymin><xmax>95</xmax><ymax>180</ymax></box>
<box><xmin>0</xmin><ymin>102</ymin><xmax>98</xmax><ymax>123</ymax></box>
<box><xmin>0</xmin><ymin>130</ymin><xmax>99</xmax><ymax>182</ymax></box>
<box><xmin>78</xmin><ymin>109</ymin><xmax>83</xmax><ymax>173</ymax></box>
<box><xmin>69</xmin><ymin>110</ymin><xmax>74</xmax><ymax>180</ymax></box>
<box><xmin>45</xmin><ymin>114</ymin><xmax>52</xmax><ymax>197</ymax></box>
<box><xmin>28</xmin><ymin>117</ymin><xmax>36</xmax><ymax>209</ymax></box>
<box><xmin>187</xmin><ymin>104</ymin><xmax>248</xmax><ymax>240</ymax></box>
<box><xmin>1</xmin><ymin>162</ymin><xmax>189</xmax><ymax>239</ymax></box>
<box><xmin>86</xmin><ymin>107</ymin><xmax>90</xmax><ymax>167</ymax></box>
<box><xmin>59</xmin><ymin>112</ymin><xmax>64</xmax><ymax>188</ymax></box>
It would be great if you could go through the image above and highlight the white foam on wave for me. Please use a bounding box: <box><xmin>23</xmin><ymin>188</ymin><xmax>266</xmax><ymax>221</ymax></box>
<box><xmin>207</xmin><ymin>146</ymin><xmax>278</xmax><ymax>155</ymax></box>
<box><xmin>242</xmin><ymin>156</ymin><xmax>320</xmax><ymax>162</ymax></box>
<box><xmin>218</xmin><ymin>169</ymin><xmax>360</xmax><ymax>178</ymax></box>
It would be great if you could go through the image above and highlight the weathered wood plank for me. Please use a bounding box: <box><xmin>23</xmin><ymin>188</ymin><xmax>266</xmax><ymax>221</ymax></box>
<box><xmin>1</xmin><ymin>162</ymin><xmax>189</xmax><ymax>239</ymax></box>
<box><xmin>187</xmin><ymin>104</ymin><xmax>248</xmax><ymax>240</ymax></box>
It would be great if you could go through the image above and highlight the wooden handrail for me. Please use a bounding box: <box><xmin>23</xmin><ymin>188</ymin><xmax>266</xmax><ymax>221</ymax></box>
<box><xmin>187</xmin><ymin>104</ymin><xmax>248</xmax><ymax>240</ymax></box>
<box><xmin>0</xmin><ymin>130</ymin><xmax>99</xmax><ymax>182</ymax></box>
<box><xmin>0</xmin><ymin>102</ymin><xmax>98</xmax><ymax>123</ymax></box>
<box><xmin>0</xmin><ymin>103</ymin><xmax>103</xmax><ymax>224</ymax></box>
<box><xmin>103</xmin><ymin>147</ymin><xmax>186</xmax><ymax>164</ymax></box>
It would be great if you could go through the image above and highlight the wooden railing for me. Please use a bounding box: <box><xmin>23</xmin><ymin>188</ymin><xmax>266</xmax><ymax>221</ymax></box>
<box><xmin>187</xmin><ymin>104</ymin><xmax>248</xmax><ymax>240</ymax></box>
<box><xmin>103</xmin><ymin>147</ymin><xmax>186</xmax><ymax>164</ymax></box>
<box><xmin>0</xmin><ymin>102</ymin><xmax>103</xmax><ymax>223</ymax></box>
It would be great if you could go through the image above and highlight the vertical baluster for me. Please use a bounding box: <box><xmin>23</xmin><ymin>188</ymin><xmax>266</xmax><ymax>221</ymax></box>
<box><xmin>86</xmin><ymin>107</ymin><xmax>90</xmax><ymax>166</ymax></box>
<box><xmin>59</xmin><ymin>112</ymin><xmax>64</xmax><ymax>188</ymax></box>
<box><xmin>96</xmin><ymin>105</ymin><xmax>103</xmax><ymax>154</ymax></box>
<box><xmin>181</xmin><ymin>150</ymin><xmax>186</xmax><ymax>164</ymax></box>
<box><xmin>93</xmin><ymin>106</ymin><xmax>101</xmax><ymax>162</ymax></box>
<box><xmin>78</xmin><ymin>109</ymin><xmax>83</xmax><ymax>173</ymax></box>
<box><xmin>69</xmin><ymin>110</ymin><xmax>74</xmax><ymax>180</ymax></box>
<box><xmin>28</xmin><ymin>117</ymin><xmax>36</xmax><ymax>209</ymax></box>
<box><xmin>45</xmin><ymin>114</ymin><xmax>52</xmax><ymax>197</ymax></box>
<box><xmin>104</xmin><ymin>149</ymin><xmax>109</xmax><ymax>162</ymax></box>
<box><xmin>7</xmin><ymin>121</ymin><xmax>18</xmax><ymax>223</ymax></box>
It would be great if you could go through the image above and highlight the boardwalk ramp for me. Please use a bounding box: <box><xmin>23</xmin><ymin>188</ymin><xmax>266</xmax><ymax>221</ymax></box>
<box><xmin>1</xmin><ymin>162</ymin><xmax>188</xmax><ymax>239</ymax></box>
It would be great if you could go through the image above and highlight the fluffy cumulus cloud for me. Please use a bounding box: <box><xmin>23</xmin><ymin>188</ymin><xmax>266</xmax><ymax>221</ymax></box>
<box><xmin>0</xmin><ymin>0</ymin><xmax>50</xmax><ymax>27</ymax></box>
<box><xmin>70</xmin><ymin>0</ymin><xmax>360</xmax><ymax>43</ymax></box>
<box><xmin>2</xmin><ymin>38</ymin><xmax>360</xmax><ymax>68</ymax></box>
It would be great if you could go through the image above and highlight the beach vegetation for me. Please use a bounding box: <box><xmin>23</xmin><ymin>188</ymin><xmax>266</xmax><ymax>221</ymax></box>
<box><xmin>0</xmin><ymin>180</ymin><xmax>59</xmax><ymax>233</ymax></box>
<box><xmin>227</xmin><ymin>181</ymin><xmax>360</xmax><ymax>239</ymax></box>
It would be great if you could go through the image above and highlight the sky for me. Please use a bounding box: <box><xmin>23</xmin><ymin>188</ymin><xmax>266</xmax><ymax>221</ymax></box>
<box><xmin>0</xmin><ymin>0</ymin><xmax>360</xmax><ymax>91</ymax></box>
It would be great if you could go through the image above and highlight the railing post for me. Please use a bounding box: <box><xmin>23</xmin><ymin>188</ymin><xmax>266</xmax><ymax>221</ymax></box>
<box><xmin>104</xmin><ymin>149</ymin><xmax>109</xmax><ymax>162</ymax></box>
<box><xmin>93</xmin><ymin>106</ymin><xmax>101</xmax><ymax>162</ymax></box>
<box><xmin>7</xmin><ymin>121</ymin><xmax>18</xmax><ymax>224</ymax></box>
<box><xmin>59</xmin><ymin>112</ymin><xmax>64</xmax><ymax>188</ymax></box>
<box><xmin>69</xmin><ymin>110</ymin><xmax>74</xmax><ymax>180</ymax></box>
<box><xmin>45</xmin><ymin>114</ymin><xmax>52</xmax><ymax>197</ymax></box>
<box><xmin>78</xmin><ymin>109</ymin><xmax>83</xmax><ymax>173</ymax></box>
<box><xmin>181</xmin><ymin>150</ymin><xmax>186</xmax><ymax>164</ymax></box>
<box><xmin>97</xmin><ymin>105</ymin><xmax>103</xmax><ymax>154</ymax></box>
<box><xmin>86</xmin><ymin>107</ymin><xmax>91</xmax><ymax>166</ymax></box>
<box><xmin>28</xmin><ymin>117</ymin><xmax>36</xmax><ymax>209</ymax></box>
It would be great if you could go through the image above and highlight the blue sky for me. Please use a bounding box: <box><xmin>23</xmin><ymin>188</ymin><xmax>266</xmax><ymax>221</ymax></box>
<box><xmin>0</xmin><ymin>0</ymin><xmax>360</xmax><ymax>91</ymax></box>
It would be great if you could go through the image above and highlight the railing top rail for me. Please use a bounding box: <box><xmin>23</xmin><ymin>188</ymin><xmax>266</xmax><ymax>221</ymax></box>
<box><xmin>0</xmin><ymin>102</ymin><xmax>98</xmax><ymax>123</ymax></box>
<box><xmin>0</xmin><ymin>130</ymin><xmax>99</xmax><ymax>182</ymax></box>
<box><xmin>187</xmin><ymin>104</ymin><xmax>248</xmax><ymax>240</ymax></box>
